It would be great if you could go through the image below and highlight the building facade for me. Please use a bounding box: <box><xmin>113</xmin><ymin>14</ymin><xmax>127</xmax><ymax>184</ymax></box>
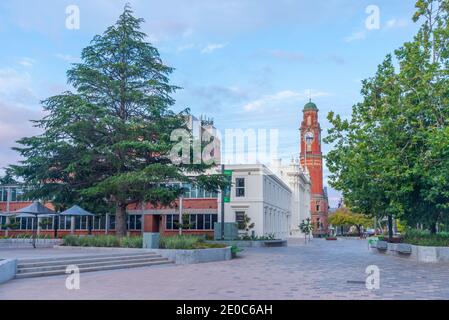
<box><xmin>270</xmin><ymin>158</ymin><xmax>311</xmax><ymax>237</ymax></box>
<box><xmin>221</xmin><ymin>164</ymin><xmax>292</xmax><ymax>240</ymax></box>
<box><xmin>300</xmin><ymin>101</ymin><xmax>329</xmax><ymax>236</ymax></box>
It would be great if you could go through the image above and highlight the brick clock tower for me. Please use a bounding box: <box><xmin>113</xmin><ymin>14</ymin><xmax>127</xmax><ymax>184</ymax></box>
<box><xmin>300</xmin><ymin>100</ymin><xmax>329</xmax><ymax>236</ymax></box>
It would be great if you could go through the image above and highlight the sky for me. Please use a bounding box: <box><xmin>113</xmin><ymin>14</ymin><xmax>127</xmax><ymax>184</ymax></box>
<box><xmin>0</xmin><ymin>0</ymin><xmax>421</xmax><ymax>207</ymax></box>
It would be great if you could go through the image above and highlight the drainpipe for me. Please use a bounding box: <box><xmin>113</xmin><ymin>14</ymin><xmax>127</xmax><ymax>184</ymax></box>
<box><xmin>221</xmin><ymin>164</ymin><xmax>225</xmax><ymax>240</ymax></box>
<box><xmin>178</xmin><ymin>195</ymin><xmax>183</xmax><ymax>236</ymax></box>
<box><xmin>5</xmin><ymin>186</ymin><xmax>11</xmax><ymax>238</ymax></box>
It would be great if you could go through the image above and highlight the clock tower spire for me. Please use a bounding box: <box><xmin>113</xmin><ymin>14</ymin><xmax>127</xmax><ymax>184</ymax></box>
<box><xmin>300</xmin><ymin>100</ymin><xmax>329</xmax><ymax>236</ymax></box>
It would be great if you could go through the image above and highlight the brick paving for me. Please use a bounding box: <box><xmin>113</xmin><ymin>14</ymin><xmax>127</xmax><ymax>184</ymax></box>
<box><xmin>1</xmin><ymin>238</ymin><xmax>449</xmax><ymax>300</ymax></box>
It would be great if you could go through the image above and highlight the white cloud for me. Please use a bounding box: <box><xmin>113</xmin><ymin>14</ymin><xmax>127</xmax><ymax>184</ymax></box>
<box><xmin>18</xmin><ymin>57</ymin><xmax>35</xmax><ymax>67</ymax></box>
<box><xmin>242</xmin><ymin>89</ymin><xmax>330</xmax><ymax>112</ymax></box>
<box><xmin>384</xmin><ymin>18</ymin><xmax>408</xmax><ymax>30</ymax></box>
<box><xmin>201</xmin><ymin>43</ymin><xmax>228</xmax><ymax>54</ymax></box>
<box><xmin>0</xmin><ymin>68</ymin><xmax>43</xmax><ymax>173</ymax></box>
<box><xmin>344</xmin><ymin>31</ymin><xmax>366</xmax><ymax>43</ymax></box>
<box><xmin>54</xmin><ymin>53</ymin><xmax>80</xmax><ymax>63</ymax></box>
<box><xmin>177</xmin><ymin>43</ymin><xmax>196</xmax><ymax>52</ymax></box>
<box><xmin>0</xmin><ymin>68</ymin><xmax>36</xmax><ymax>106</ymax></box>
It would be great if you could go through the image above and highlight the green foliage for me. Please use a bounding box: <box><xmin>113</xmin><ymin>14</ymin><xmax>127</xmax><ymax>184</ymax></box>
<box><xmin>299</xmin><ymin>218</ymin><xmax>313</xmax><ymax>235</ymax></box>
<box><xmin>62</xmin><ymin>235</ymin><xmax>142</xmax><ymax>248</ymax></box>
<box><xmin>10</xmin><ymin>5</ymin><xmax>228</xmax><ymax>236</ymax></box>
<box><xmin>403</xmin><ymin>229</ymin><xmax>449</xmax><ymax>247</ymax></box>
<box><xmin>238</xmin><ymin>234</ymin><xmax>277</xmax><ymax>241</ymax></box>
<box><xmin>231</xmin><ymin>245</ymin><xmax>243</xmax><ymax>255</ymax></box>
<box><xmin>159</xmin><ymin>235</ymin><xmax>202</xmax><ymax>249</ymax></box>
<box><xmin>159</xmin><ymin>235</ymin><xmax>226</xmax><ymax>249</ymax></box>
<box><xmin>325</xmin><ymin>0</ymin><xmax>449</xmax><ymax>231</ymax></box>
<box><xmin>238</xmin><ymin>213</ymin><xmax>255</xmax><ymax>232</ymax></box>
<box><xmin>328</xmin><ymin>207</ymin><xmax>372</xmax><ymax>228</ymax></box>
<box><xmin>0</xmin><ymin>169</ymin><xmax>17</xmax><ymax>185</ymax></box>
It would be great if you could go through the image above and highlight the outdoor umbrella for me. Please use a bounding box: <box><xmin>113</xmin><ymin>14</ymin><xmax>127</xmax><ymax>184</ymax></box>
<box><xmin>59</xmin><ymin>205</ymin><xmax>95</xmax><ymax>235</ymax></box>
<box><xmin>9</xmin><ymin>201</ymin><xmax>56</xmax><ymax>248</ymax></box>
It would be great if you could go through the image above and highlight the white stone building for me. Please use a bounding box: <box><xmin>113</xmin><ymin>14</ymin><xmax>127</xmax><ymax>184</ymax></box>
<box><xmin>220</xmin><ymin>164</ymin><xmax>295</xmax><ymax>240</ymax></box>
<box><xmin>270</xmin><ymin>158</ymin><xmax>312</xmax><ymax>237</ymax></box>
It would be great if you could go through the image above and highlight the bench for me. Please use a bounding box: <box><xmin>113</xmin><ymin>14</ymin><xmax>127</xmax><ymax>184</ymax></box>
<box><xmin>395</xmin><ymin>243</ymin><xmax>412</xmax><ymax>254</ymax></box>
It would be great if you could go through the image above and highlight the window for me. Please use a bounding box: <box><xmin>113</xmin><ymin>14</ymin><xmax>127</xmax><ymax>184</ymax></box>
<box><xmin>109</xmin><ymin>215</ymin><xmax>116</xmax><ymax>230</ymax></box>
<box><xmin>204</xmin><ymin>214</ymin><xmax>211</xmax><ymax>230</ymax></box>
<box><xmin>39</xmin><ymin>218</ymin><xmax>53</xmax><ymax>230</ymax></box>
<box><xmin>127</xmin><ymin>215</ymin><xmax>142</xmax><ymax>231</ymax></box>
<box><xmin>307</xmin><ymin>116</ymin><xmax>312</xmax><ymax>126</ymax></box>
<box><xmin>235</xmin><ymin>178</ymin><xmax>245</xmax><ymax>197</ymax></box>
<box><xmin>165</xmin><ymin>214</ymin><xmax>217</xmax><ymax>230</ymax></box>
<box><xmin>197</xmin><ymin>214</ymin><xmax>204</xmax><ymax>230</ymax></box>
<box><xmin>181</xmin><ymin>184</ymin><xmax>218</xmax><ymax>199</ymax></box>
<box><xmin>93</xmin><ymin>216</ymin><xmax>106</xmax><ymax>230</ymax></box>
<box><xmin>166</xmin><ymin>214</ymin><xmax>173</xmax><ymax>230</ymax></box>
<box><xmin>235</xmin><ymin>211</ymin><xmax>246</xmax><ymax>230</ymax></box>
<box><xmin>189</xmin><ymin>215</ymin><xmax>197</xmax><ymax>229</ymax></box>
<box><xmin>20</xmin><ymin>217</ymin><xmax>37</xmax><ymax>230</ymax></box>
<box><xmin>316</xmin><ymin>201</ymin><xmax>320</xmax><ymax>212</ymax></box>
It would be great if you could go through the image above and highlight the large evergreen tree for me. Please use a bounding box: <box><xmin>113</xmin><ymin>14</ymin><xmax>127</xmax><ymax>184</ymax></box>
<box><xmin>11</xmin><ymin>5</ymin><xmax>226</xmax><ymax>236</ymax></box>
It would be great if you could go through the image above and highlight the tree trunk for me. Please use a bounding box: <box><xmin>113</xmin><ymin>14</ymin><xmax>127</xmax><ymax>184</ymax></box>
<box><xmin>115</xmin><ymin>204</ymin><xmax>127</xmax><ymax>237</ymax></box>
<box><xmin>430</xmin><ymin>222</ymin><xmax>437</xmax><ymax>235</ymax></box>
<box><xmin>388</xmin><ymin>214</ymin><xmax>393</xmax><ymax>242</ymax></box>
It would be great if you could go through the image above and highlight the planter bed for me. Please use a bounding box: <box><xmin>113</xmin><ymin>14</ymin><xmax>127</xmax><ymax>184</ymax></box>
<box><xmin>0</xmin><ymin>238</ymin><xmax>62</xmax><ymax>248</ymax></box>
<box><xmin>0</xmin><ymin>259</ymin><xmax>17</xmax><ymax>284</ymax></box>
<box><xmin>151</xmin><ymin>247</ymin><xmax>232</xmax><ymax>265</ymax></box>
<box><xmin>371</xmin><ymin>241</ymin><xmax>449</xmax><ymax>263</ymax></box>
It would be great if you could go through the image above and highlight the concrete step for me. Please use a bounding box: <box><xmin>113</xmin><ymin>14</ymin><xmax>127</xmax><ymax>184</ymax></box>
<box><xmin>17</xmin><ymin>256</ymin><xmax>169</xmax><ymax>273</ymax></box>
<box><xmin>18</xmin><ymin>253</ymin><xmax>159</xmax><ymax>268</ymax></box>
<box><xmin>18</xmin><ymin>252</ymin><xmax>158</xmax><ymax>264</ymax></box>
<box><xmin>15</xmin><ymin>259</ymin><xmax>174</xmax><ymax>279</ymax></box>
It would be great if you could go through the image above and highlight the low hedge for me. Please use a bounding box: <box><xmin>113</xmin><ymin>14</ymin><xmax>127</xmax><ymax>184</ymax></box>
<box><xmin>61</xmin><ymin>234</ymin><xmax>228</xmax><ymax>250</ymax></box>
<box><xmin>62</xmin><ymin>235</ymin><xmax>142</xmax><ymax>248</ymax></box>
<box><xmin>402</xmin><ymin>229</ymin><xmax>449</xmax><ymax>247</ymax></box>
<box><xmin>160</xmin><ymin>235</ymin><xmax>226</xmax><ymax>250</ymax></box>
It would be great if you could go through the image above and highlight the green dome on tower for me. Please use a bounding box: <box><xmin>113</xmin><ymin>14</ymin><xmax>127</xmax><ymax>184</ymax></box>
<box><xmin>304</xmin><ymin>100</ymin><xmax>318</xmax><ymax>111</ymax></box>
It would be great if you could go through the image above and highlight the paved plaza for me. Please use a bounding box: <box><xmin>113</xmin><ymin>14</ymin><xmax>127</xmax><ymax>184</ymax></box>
<box><xmin>1</xmin><ymin>238</ymin><xmax>449</xmax><ymax>300</ymax></box>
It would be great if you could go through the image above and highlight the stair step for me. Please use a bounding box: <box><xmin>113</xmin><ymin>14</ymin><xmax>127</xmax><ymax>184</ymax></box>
<box><xmin>17</xmin><ymin>257</ymin><xmax>168</xmax><ymax>273</ymax></box>
<box><xmin>15</xmin><ymin>260</ymin><xmax>174</xmax><ymax>279</ymax></box>
<box><xmin>18</xmin><ymin>253</ymin><xmax>160</xmax><ymax>268</ymax></box>
<box><xmin>18</xmin><ymin>252</ymin><xmax>158</xmax><ymax>264</ymax></box>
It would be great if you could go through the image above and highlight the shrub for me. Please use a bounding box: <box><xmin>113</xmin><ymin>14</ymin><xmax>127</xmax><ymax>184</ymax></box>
<box><xmin>62</xmin><ymin>235</ymin><xmax>142</xmax><ymax>248</ymax></box>
<box><xmin>159</xmin><ymin>235</ymin><xmax>202</xmax><ymax>249</ymax></box>
<box><xmin>120</xmin><ymin>236</ymin><xmax>143</xmax><ymax>248</ymax></box>
<box><xmin>403</xmin><ymin>229</ymin><xmax>449</xmax><ymax>247</ymax></box>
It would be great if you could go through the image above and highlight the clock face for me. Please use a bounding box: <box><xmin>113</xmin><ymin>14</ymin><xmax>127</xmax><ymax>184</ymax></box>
<box><xmin>305</xmin><ymin>131</ymin><xmax>314</xmax><ymax>143</ymax></box>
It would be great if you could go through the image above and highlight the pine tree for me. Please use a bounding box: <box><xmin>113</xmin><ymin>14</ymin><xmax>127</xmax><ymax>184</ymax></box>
<box><xmin>11</xmin><ymin>5</ymin><xmax>226</xmax><ymax>236</ymax></box>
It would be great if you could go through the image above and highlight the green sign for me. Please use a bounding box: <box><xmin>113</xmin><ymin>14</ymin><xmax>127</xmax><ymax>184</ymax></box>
<box><xmin>223</xmin><ymin>169</ymin><xmax>232</xmax><ymax>203</ymax></box>
<box><xmin>223</xmin><ymin>170</ymin><xmax>233</xmax><ymax>176</ymax></box>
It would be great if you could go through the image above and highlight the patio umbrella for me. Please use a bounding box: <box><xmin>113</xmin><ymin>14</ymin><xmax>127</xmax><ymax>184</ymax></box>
<box><xmin>60</xmin><ymin>205</ymin><xmax>95</xmax><ymax>235</ymax></box>
<box><xmin>59</xmin><ymin>205</ymin><xmax>95</xmax><ymax>217</ymax></box>
<box><xmin>9</xmin><ymin>202</ymin><xmax>56</xmax><ymax>248</ymax></box>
